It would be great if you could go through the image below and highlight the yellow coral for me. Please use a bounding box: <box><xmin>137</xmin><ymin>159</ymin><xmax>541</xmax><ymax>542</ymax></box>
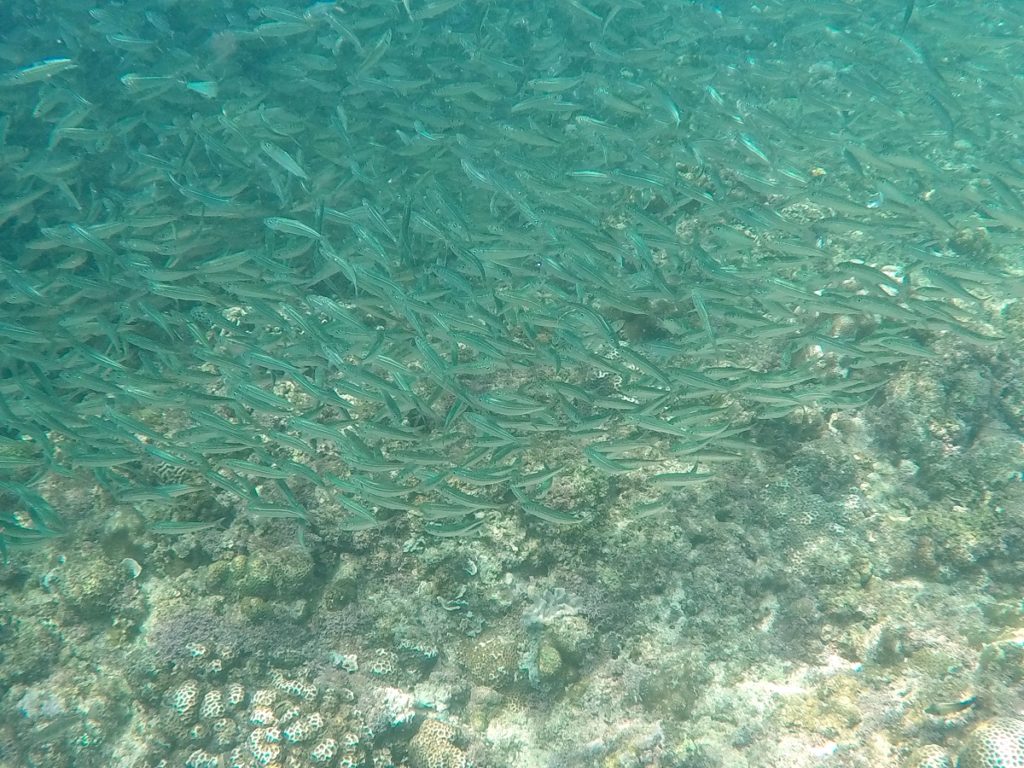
<box><xmin>408</xmin><ymin>719</ymin><xmax>468</xmax><ymax>768</ymax></box>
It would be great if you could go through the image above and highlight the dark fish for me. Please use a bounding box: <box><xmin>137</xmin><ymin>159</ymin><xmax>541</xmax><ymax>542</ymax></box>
<box><xmin>925</xmin><ymin>696</ymin><xmax>977</xmax><ymax>717</ymax></box>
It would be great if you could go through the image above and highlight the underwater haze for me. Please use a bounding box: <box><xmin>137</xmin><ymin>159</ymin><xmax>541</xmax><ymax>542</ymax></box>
<box><xmin>1</xmin><ymin>0</ymin><xmax>1024</xmax><ymax>766</ymax></box>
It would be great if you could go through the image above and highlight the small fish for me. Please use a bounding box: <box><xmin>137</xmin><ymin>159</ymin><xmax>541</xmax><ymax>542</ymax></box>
<box><xmin>925</xmin><ymin>695</ymin><xmax>976</xmax><ymax>717</ymax></box>
<box><xmin>584</xmin><ymin>445</ymin><xmax>642</xmax><ymax>474</ymax></box>
<box><xmin>106</xmin><ymin>34</ymin><xmax>157</xmax><ymax>52</ymax></box>
<box><xmin>166</xmin><ymin>173</ymin><xmax>236</xmax><ymax>206</ymax></box>
<box><xmin>245</xmin><ymin>501</ymin><xmax>308</xmax><ymax>520</ymax></box>
<box><xmin>264</xmin><ymin>216</ymin><xmax>322</xmax><ymax>239</ymax></box>
<box><xmin>414</xmin><ymin>0</ymin><xmax>465</xmax><ymax>21</ymax></box>
<box><xmin>425</xmin><ymin>517</ymin><xmax>485</xmax><ymax>537</ymax></box>
<box><xmin>219</xmin><ymin>459</ymin><xmax>294</xmax><ymax>480</ymax></box>
<box><xmin>594</xmin><ymin>87</ymin><xmax>643</xmax><ymax>116</ymax></box>
<box><xmin>650</xmin><ymin>84</ymin><xmax>681</xmax><ymax>127</ymax></box>
<box><xmin>120</xmin><ymin>73</ymin><xmax>178</xmax><ymax>92</ymax></box>
<box><xmin>148</xmin><ymin>519</ymin><xmax>224</xmax><ymax>535</ymax></box>
<box><xmin>358</xmin><ymin>29</ymin><xmax>392</xmax><ymax>72</ymax></box>
<box><xmin>2</xmin><ymin>57</ymin><xmax>76</xmax><ymax>86</ymax></box>
<box><xmin>184</xmin><ymin>80</ymin><xmax>218</xmax><ymax>99</ymax></box>
<box><xmin>738</xmin><ymin>132</ymin><xmax>770</xmax><ymax>166</ymax></box>
<box><xmin>898</xmin><ymin>0</ymin><xmax>915</xmax><ymax>38</ymax></box>
<box><xmin>260</xmin><ymin>141</ymin><xmax>309</xmax><ymax>180</ymax></box>
<box><xmin>526</xmin><ymin>76</ymin><xmax>581</xmax><ymax>93</ymax></box>
<box><xmin>512</xmin><ymin>487</ymin><xmax>581</xmax><ymax>525</ymax></box>
<box><xmin>256</xmin><ymin>20</ymin><xmax>314</xmax><ymax>38</ymax></box>
<box><xmin>650</xmin><ymin>469</ymin><xmax>716</xmax><ymax>487</ymax></box>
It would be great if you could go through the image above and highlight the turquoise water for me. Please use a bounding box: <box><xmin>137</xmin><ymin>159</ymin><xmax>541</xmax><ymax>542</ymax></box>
<box><xmin>1</xmin><ymin>1</ymin><xmax>1023</xmax><ymax>766</ymax></box>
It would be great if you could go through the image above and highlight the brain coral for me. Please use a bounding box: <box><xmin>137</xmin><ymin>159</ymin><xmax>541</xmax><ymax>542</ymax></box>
<box><xmin>408</xmin><ymin>719</ymin><xmax>467</xmax><ymax>768</ymax></box>
<box><xmin>958</xmin><ymin>717</ymin><xmax>1024</xmax><ymax>768</ymax></box>
<box><xmin>906</xmin><ymin>745</ymin><xmax>953</xmax><ymax>768</ymax></box>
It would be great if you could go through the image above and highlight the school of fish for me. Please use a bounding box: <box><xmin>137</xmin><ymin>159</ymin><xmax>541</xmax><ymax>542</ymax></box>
<box><xmin>1</xmin><ymin>0</ymin><xmax>1023</xmax><ymax>550</ymax></box>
